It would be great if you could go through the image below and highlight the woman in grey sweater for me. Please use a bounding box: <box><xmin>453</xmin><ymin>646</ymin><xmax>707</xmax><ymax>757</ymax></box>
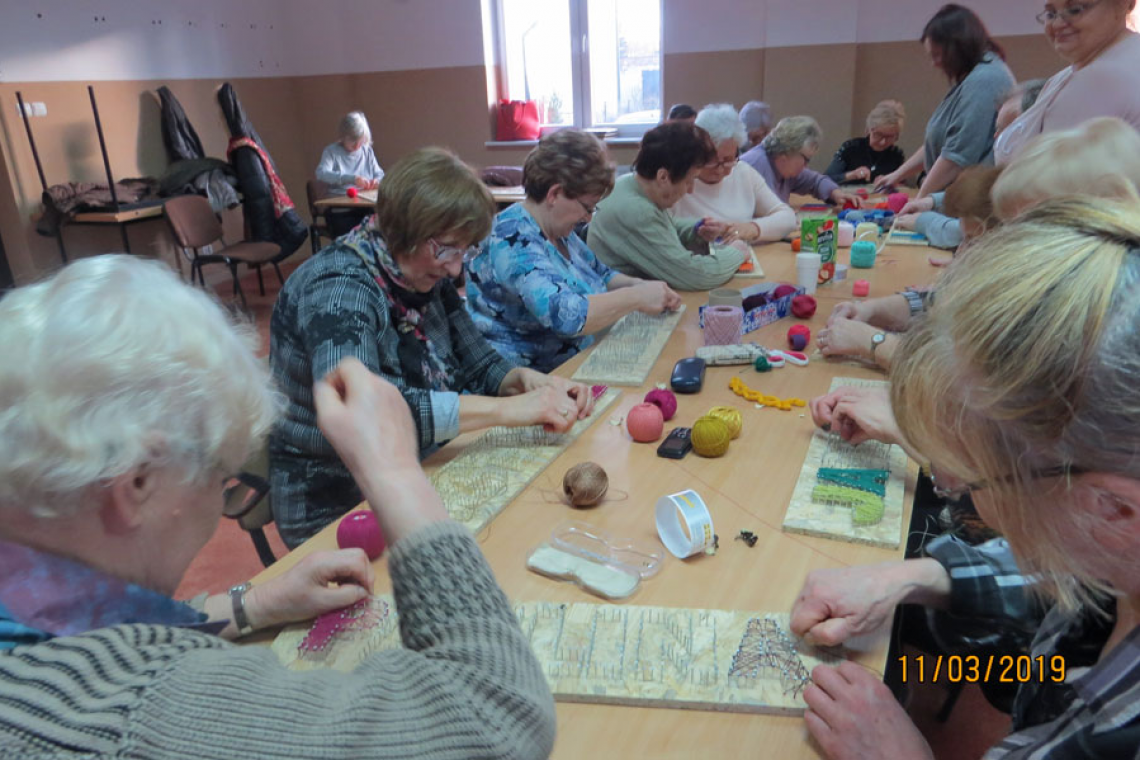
<box><xmin>0</xmin><ymin>255</ymin><xmax>556</xmax><ymax>760</ymax></box>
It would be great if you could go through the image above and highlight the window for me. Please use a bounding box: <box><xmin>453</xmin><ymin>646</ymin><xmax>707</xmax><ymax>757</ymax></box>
<box><xmin>490</xmin><ymin>0</ymin><xmax>662</xmax><ymax>135</ymax></box>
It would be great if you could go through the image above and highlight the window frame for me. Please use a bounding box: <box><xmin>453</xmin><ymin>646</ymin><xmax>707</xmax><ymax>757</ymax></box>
<box><xmin>490</xmin><ymin>0</ymin><xmax>664</xmax><ymax>139</ymax></box>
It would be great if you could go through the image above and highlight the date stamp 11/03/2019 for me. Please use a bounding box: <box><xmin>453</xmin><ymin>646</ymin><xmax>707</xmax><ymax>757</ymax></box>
<box><xmin>897</xmin><ymin>654</ymin><xmax>1067</xmax><ymax>685</ymax></box>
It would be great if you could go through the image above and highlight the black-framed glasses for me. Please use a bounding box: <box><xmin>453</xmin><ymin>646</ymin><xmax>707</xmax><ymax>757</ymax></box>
<box><xmin>429</xmin><ymin>238</ymin><xmax>476</xmax><ymax>263</ymax></box>
<box><xmin>800</xmin><ymin>152</ymin><xmax>814</xmax><ymax>165</ymax></box>
<box><xmin>930</xmin><ymin>463</ymin><xmax>1086</xmax><ymax>501</ymax></box>
<box><xmin>1036</xmin><ymin>0</ymin><xmax>1102</xmax><ymax>24</ymax></box>
<box><xmin>704</xmin><ymin>156</ymin><xmax>738</xmax><ymax>170</ymax></box>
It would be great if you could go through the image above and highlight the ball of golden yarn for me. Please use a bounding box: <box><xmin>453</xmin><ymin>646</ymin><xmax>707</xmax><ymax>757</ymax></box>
<box><xmin>705</xmin><ymin>406</ymin><xmax>743</xmax><ymax>439</ymax></box>
<box><xmin>691</xmin><ymin>416</ymin><xmax>732</xmax><ymax>457</ymax></box>
<box><xmin>562</xmin><ymin>462</ymin><xmax>609</xmax><ymax>507</ymax></box>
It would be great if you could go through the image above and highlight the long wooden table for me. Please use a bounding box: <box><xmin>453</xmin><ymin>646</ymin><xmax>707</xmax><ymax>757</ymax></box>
<box><xmin>255</xmin><ymin>237</ymin><xmax>937</xmax><ymax>759</ymax></box>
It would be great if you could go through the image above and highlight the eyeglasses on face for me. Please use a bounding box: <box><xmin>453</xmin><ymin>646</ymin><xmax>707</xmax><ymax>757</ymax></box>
<box><xmin>930</xmin><ymin>463</ymin><xmax>1086</xmax><ymax>501</ymax></box>
<box><xmin>704</xmin><ymin>156</ymin><xmax>738</xmax><ymax>170</ymax></box>
<box><xmin>573</xmin><ymin>197</ymin><xmax>597</xmax><ymax>216</ymax></box>
<box><xmin>1036</xmin><ymin>0</ymin><xmax>1102</xmax><ymax>24</ymax></box>
<box><xmin>429</xmin><ymin>238</ymin><xmax>476</xmax><ymax>262</ymax></box>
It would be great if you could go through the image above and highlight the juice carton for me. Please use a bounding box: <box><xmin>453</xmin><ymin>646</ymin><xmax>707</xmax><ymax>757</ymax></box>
<box><xmin>801</xmin><ymin>216</ymin><xmax>837</xmax><ymax>284</ymax></box>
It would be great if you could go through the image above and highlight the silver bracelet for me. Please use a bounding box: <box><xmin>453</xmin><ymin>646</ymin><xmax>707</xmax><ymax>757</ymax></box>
<box><xmin>228</xmin><ymin>583</ymin><xmax>254</xmax><ymax>636</ymax></box>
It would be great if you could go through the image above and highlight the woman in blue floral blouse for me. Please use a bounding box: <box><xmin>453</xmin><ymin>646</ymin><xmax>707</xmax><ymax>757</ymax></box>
<box><xmin>466</xmin><ymin>130</ymin><xmax>681</xmax><ymax>373</ymax></box>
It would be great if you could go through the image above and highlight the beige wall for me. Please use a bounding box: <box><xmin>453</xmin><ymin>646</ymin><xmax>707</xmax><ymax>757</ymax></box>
<box><xmin>0</xmin><ymin>32</ymin><xmax>1065</xmax><ymax>283</ymax></box>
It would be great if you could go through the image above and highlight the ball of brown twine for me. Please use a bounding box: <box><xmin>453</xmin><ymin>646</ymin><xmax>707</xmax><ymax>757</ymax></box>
<box><xmin>562</xmin><ymin>462</ymin><xmax>609</xmax><ymax>507</ymax></box>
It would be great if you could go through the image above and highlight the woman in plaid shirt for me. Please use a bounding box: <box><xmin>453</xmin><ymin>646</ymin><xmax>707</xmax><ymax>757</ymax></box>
<box><xmin>794</xmin><ymin>197</ymin><xmax>1140</xmax><ymax>759</ymax></box>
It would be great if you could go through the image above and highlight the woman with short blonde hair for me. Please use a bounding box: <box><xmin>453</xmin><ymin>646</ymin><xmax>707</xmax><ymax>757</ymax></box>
<box><xmin>992</xmin><ymin>116</ymin><xmax>1140</xmax><ymax>218</ymax></box>
<box><xmin>466</xmin><ymin>129</ymin><xmax>681</xmax><ymax>372</ymax></box>
<box><xmin>825</xmin><ymin>100</ymin><xmax>908</xmax><ymax>185</ymax></box>
<box><xmin>794</xmin><ymin>198</ymin><xmax>1140</xmax><ymax>758</ymax></box>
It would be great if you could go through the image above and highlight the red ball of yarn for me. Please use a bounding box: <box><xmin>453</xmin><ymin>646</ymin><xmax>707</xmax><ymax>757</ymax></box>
<box><xmin>346</xmin><ymin>186</ymin><xmax>358</xmax><ymax>199</ymax></box>
<box><xmin>887</xmin><ymin>192</ymin><xmax>909</xmax><ymax>213</ymax></box>
<box><xmin>791</xmin><ymin>294</ymin><xmax>817</xmax><ymax>319</ymax></box>
<box><xmin>626</xmin><ymin>403</ymin><xmax>665</xmax><ymax>443</ymax></box>
<box><xmin>336</xmin><ymin>509</ymin><xmax>386</xmax><ymax>560</ymax></box>
<box><xmin>773</xmin><ymin>284</ymin><xmax>798</xmax><ymax>300</ymax></box>
<box><xmin>787</xmin><ymin>324</ymin><xmax>811</xmax><ymax>351</ymax></box>
<box><xmin>644</xmin><ymin>388</ymin><xmax>678</xmax><ymax>421</ymax></box>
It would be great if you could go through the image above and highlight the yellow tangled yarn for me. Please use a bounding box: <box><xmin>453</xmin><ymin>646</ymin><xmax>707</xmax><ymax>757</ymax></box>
<box><xmin>728</xmin><ymin>377</ymin><xmax>807</xmax><ymax>411</ymax></box>
<box><xmin>705</xmin><ymin>406</ymin><xmax>743</xmax><ymax>439</ymax></box>
<box><xmin>692</xmin><ymin>416</ymin><xmax>732</xmax><ymax>457</ymax></box>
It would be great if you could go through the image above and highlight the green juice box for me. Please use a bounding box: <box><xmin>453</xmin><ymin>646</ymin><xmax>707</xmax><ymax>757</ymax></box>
<box><xmin>801</xmin><ymin>216</ymin><xmax>837</xmax><ymax>284</ymax></box>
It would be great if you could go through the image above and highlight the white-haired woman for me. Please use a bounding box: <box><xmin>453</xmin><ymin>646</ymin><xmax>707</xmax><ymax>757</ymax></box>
<box><xmin>793</xmin><ymin>198</ymin><xmax>1140</xmax><ymax>759</ymax></box>
<box><xmin>672</xmin><ymin>104</ymin><xmax>797</xmax><ymax>244</ymax></box>
<box><xmin>316</xmin><ymin>111</ymin><xmax>386</xmax><ymax>236</ymax></box>
<box><xmin>740</xmin><ymin>116</ymin><xmax>863</xmax><ymax>208</ymax></box>
<box><xmin>995</xmin><ymin>0</ymin><xmax>1140</xmax><ymax>164</ymax></box>
<box><xmin>740</xmin><ymin>100</ymin><xmax>773</xmax><ymax>151</ymax></box>
<box><xmin>0</xmin><ymin>255</ymin><xmax>555</xmax><ymax>759</ymax></box>
<box><xmin>824</xmin><ymin>100</ymin><xmax>907</xmax><ymax>185</ymax></box>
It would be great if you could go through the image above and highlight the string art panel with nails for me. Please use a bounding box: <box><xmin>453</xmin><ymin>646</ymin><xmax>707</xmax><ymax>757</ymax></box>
<box><xmin>571</xmin><ymin>306</ymin><xmax>686</xmax><ymax>386</ymax></box>
<box><xmin>782</xmin><ymin>377</ymin><xmax>910</xmax><ymax>548</ymax></box>
<box><xmin>272</xmin><ymin>598</ymin><xmax>839</xmax><ymax>714</ymax></box>
<box><xmin>428</xmin><ymin>388</ymin><xmax>620</xmax><ymax>533</ymax></box>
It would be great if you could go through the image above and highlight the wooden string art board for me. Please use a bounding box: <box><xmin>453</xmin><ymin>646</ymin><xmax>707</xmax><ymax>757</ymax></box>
<box><xmin>782</xmin><ymin>377</ymin><xmax>910</xmax><ymax>549</ymax></box>
<box><xmin>272</xmin><ymin>596</ymin><xmax>840</xmax><ymax>715</ymax></box>
<box><xmin>429</xmin><ymin>388</ymin><xmax>619</xmax><ymax>533</ymax></box>
<box><xmin>571</xmin><ymin>306</ymin><xmax>686</xmax><ymax>385</ymax></box>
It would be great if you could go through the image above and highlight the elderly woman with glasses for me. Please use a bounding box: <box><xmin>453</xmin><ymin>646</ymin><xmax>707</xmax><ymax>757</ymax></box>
<box><xmin>0</xmin><ymin>256</ymin><xmax>556</xmax><ymax>758</ymax></box>
<box><xmin>995</xmin><ymin>0</ymin><xmax>1140</xmax><ymax>164</ymax></box>
<box><xmin>792</xmin><ymin>197</ymin><xmax>1140</xmax><ymax>759</ymax></box>
<box><xmin>740</xmin><ymin>116</ymin><xmax>864</xmax><ymax>208</ymax></box>
<box><xmin>824</xmin><ymin>100</ymin><xmax>908</xmax><ymax>185</ymax></box>
<box><xmin>271</xmin><ymin>148</ymin><xmax>595</xmax><ymax>547</ymax></box>
<box><xmin>671</xmin><ymin>104</ymin><xmax>797</xmax><ymax>245</ymax></box>
<box><xmin>465</xmin><ymin>130</ymin><xmax>681</xmax><ymax>374</ymax></box>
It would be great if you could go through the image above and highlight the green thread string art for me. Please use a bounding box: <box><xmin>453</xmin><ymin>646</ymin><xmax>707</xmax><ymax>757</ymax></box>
<box><xmin>816</xmin><ymin>468</ymin><xmax>889</xmax><ymax>497</ymax></box>
<box><xmin>811</xmin><ymin>468</ymin><xmax>890</xmax><ymax>526</ymax></box>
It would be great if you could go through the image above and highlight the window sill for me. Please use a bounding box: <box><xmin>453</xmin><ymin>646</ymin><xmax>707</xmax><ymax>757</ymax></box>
<box><xmin>484</xmin><ymin>136</ymin><xmax>641</xmax><ymax>149</ymax></box>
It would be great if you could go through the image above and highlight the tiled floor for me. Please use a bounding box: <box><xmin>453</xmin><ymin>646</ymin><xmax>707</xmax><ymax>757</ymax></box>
<box><xmin>176</xmin><ymin>252</ymin><xmax>1012</xmax><ymax>758</ymax></box>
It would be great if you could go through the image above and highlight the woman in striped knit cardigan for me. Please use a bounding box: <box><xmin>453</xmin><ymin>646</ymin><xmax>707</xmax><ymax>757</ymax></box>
<box><xmin>0</xmin><ymin>255</ymin><xmax>555</xmax><ymax>760</ymax></box>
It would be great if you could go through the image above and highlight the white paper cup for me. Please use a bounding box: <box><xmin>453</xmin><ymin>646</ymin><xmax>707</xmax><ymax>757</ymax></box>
<box><xmin>795</xmin><ymin>253</ymin><xmax>822</xmax><ymax>295</ymax></box>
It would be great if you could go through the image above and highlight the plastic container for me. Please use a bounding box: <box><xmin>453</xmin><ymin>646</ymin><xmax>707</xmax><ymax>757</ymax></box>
<box><xmin>526</xmin><ymin>520</ymin><xmax>663</xmax><ymax>600</ymax></box>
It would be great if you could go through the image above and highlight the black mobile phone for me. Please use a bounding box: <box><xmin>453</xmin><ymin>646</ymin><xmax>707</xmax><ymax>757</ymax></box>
<box><xmin>657</xmin><ymin>427</ymin><xmax>693</xmax><ymax>459</ymax></box>
<box><xmin>670</xmin><ymin>357</ymin><xmax>706</xmax><ymax>394</ymax></box>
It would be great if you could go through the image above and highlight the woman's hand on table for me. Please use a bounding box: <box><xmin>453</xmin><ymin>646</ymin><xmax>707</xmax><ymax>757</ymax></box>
<box><xmin>873</xmin><ymin>171</ymin><xmax>903</xmax><ymax>193</ymax></box>
<box><xmin>830</xmin><ymin>189</ymin><xmax>863</xmax><ymax>209</ymax></box>
<box><xmin>632</xmin><ymin>281</ymin><xmax>682</xmax><ymax>315</ymax></box>
<box><xmin>844</xmin><ymin>167</ymin><xmax>872</xmax><ymax>183</ymax></box>
<box><xmin>895</xmin><ymin>213</ymin><xmax>919</xmax><ymax>231</ymax></box>
<box><xmin>809</xmin><ymin>385</ymin><xmax>902</xmax><ymax>448</ymax></box>
<box><xmin>727</xmin><ymin>222</ymin><xmax>762</xmax><ymax>244</ymax></box>
<box><xmin>695</xmin><ymin>218</ymin><xmax>737</xmax><ymax>244</ymax></box>
<box><xmin>899</xmin><ymin>196</ymin><xmax>934</xmax><ymax>216</ymax></box>
<box><xmin>501</xmin><ymin>368</ymin><xmax>595</xmax><ymax>420</ymax></box>
<box><xmin>804</xmin><ymin>662</ymin><xmax>935</xmax><ymax>760</ymax></box>
<box><xmin>828</xmin><ymin>301</ymin><xmax>873</xmax><ymax>325</ymax></box>
<box><xmin>817</xmin><ymin>319</ymin><xmax>878</xmax><ymax>360</ymax></box>
<box><xmin>244</xmin><ymin>549</ymin><xmax>375</xmax><ymax>631</ymax></box>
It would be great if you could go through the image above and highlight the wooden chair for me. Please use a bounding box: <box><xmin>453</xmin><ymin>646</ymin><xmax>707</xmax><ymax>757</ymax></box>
<box><xmin>223</xmin><ymin>443</ymin><xmax>278</xmax><ymax>568</ymax></box>
<box><xmin>306</xmin><ymin>179</ymin><xmax>334</xmax><ymax>254</ymax></box>
<box><xmin>163</xmin><ymin>195</ymin><xmax>281</xmax><ymax>307</ymax></box>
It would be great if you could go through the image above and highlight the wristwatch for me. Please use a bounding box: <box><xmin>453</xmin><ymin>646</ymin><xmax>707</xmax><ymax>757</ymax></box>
<box><xmin>900</xmin><ymin>289</ymin><xmax>925</xmax><ymax>317</ymax></box>
<box><xmin>229</xmin><ymin>583</ymin><xmax>254</xmax><ymax>637</ymax></box>
<box><xmin>870</xmin><ymin>332</ymin><xmax>887</xmax><ymax>361</ymax></box>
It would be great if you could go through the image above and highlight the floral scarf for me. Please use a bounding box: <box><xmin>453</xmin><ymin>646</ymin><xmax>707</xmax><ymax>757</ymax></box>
<box><xmin>339</xmin><ymin>217</ymin><xmax>458</xmax><ymax>390</ymax></box>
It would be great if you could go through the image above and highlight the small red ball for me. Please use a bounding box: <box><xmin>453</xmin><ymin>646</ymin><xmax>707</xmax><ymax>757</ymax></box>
<box><xmin>773</xmin><ymin>284</ymin><xmax>798</xmax><ymax>300</ymax></box>
<box><xmin>346</xmin><ymin>187</ymin><xmax>358</xmax><ymax>199</ymax></box>
<box><xmin>788</xmin><ymin>324</ymin><xmax>811</xmax><ymax>351</ymax></box>
<box><xmin>791</xmin><ymin>295</ymin><xmax>817</xmax><ymax>319</ymax></box>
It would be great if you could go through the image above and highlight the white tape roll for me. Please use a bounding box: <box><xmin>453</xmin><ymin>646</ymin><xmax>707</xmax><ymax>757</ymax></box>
<box><xmin>655</xmin><ymin>490</ymin><xmax>714</xmax><ymax>558</ymax></box>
